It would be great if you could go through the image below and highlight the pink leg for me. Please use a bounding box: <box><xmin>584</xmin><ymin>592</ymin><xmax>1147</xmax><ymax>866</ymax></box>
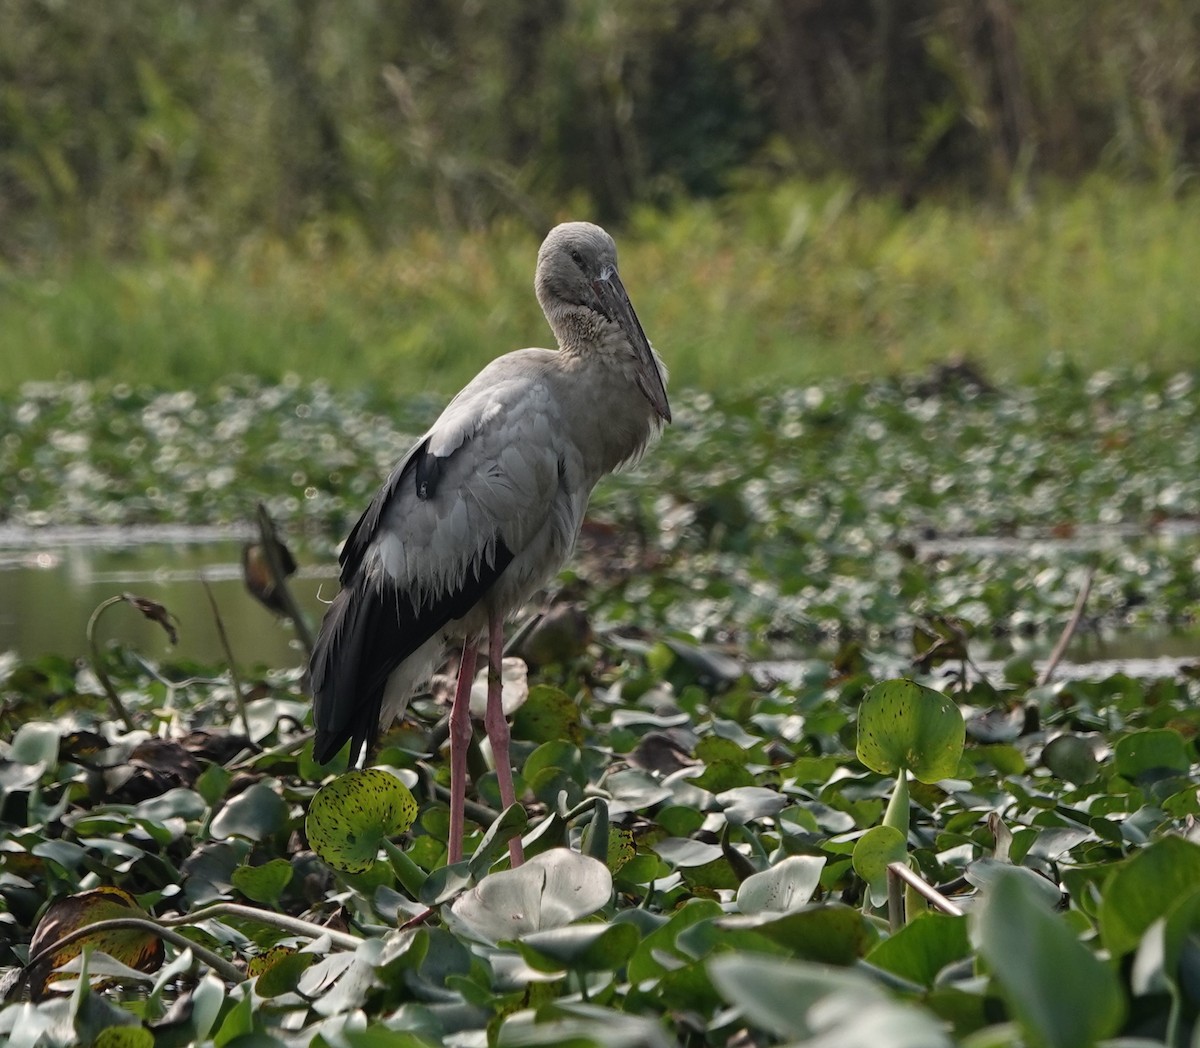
<box><xmin>448</xmin><ymin>637</ymin><xmax>478</xmax><ymax>864</ymax></box>
<box><xmin>486</xmin><ymin>611</ymin><xmax>525</xmax><ymax>867</ymax></box>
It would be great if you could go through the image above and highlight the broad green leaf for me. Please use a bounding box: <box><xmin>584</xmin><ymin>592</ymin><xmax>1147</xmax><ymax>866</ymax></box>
<box><xmin>305</xmin><ymin>768</ymin><xmax>419</xmax><ymax>874</ymax></box>
<box><xmin>9</xmin><ymin>721</ymin><xmax>61</xmax><ymax>767</ymax></box>
<box><xmin>448</xmin><ymin>849</ymin><xmax>612</xmax><ymax>943</ymax></box>
<box><xmin>1042</xmin><ymin>734</ymin><xmax>1100</xmax><ymax>784</ymax></box>
<box><xmin>1113</xmin><ymin>728</ymin><xmax>1190</xmax><ymax>780</ymax></box>
<box><xmin>94</xmin><ymin>1027</ymin><xmax>154</xmax><ymax>1048</ymax></box>
<box><xmin>231</xmin><ymin>858</ymin><xmax>293</xmax><ymax>907</ymax></box>
<box><xmin>627</xmin><ymin>898</ymin><xmax>723</xmax><ymax>982</ymax></box>
<box><xmin>708</xmin><ymin>954</ymin><xmax>885</xmax><ymax>1040</ymax></box>
<box><xmin>1100</xmin><ymin>836</ymin><xmax>1200</xmax><ymax>957</ymax></box>
<box><xmin>209</xmin><ymin>781</ymin><xmax>289</xmax><ymax>842</ymax></box>
<box><xmin>852</xmin><ymin>825</ymin><xmax>908</xmax><ymax>906</ymax></box>
<box><xmin>976</xmin><ymin>865</ymin><xmax>1124</xmax><ymax>1048</ymax></box>
<box><xmin>856</xmin><ymin>679</ymin><xmax>965</xmax><ymax>782</ymax></box>
<box><xmin>867</xmin><ymin>912</ymin><xmax>970</xmax><ymax>986</ymax></box>
<box><xmin>512</xmin><ymin>684</ymin><xmax>583</xmax><ymax>745</ymax></box>
<box><xmin>248</xmin><ymin>946</ymin><xmax>317</xmax><ymax>998</ymax></box>
<box><xmin>716</xmin><ymin>786</ymin><xmax>787</xmax><ymax>825</ymax></box>
<box><xmin>719</xmin><ymin>903</ymin><xmax>874</xmax><ymax>964</ymax></box>
<box><xmin>517</xmin><ymin>922</ymin><xmax>639</xmax><ymax>972</ymax></box>
<box><xmin>737</xmin><ymin>855</ymin><xmax>826</xmax><ymax>914</ymax></box>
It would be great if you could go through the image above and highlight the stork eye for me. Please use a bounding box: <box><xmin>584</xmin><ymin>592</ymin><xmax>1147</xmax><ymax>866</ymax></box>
<box><xmin>569</xmin><ymin>249</ymin><xmax>585</xmax><ymax>269</ymax></box>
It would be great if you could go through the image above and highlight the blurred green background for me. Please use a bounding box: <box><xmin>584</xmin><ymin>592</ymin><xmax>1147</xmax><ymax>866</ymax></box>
<box><xmin>1</xmin><ymin>0</ymin><xmax>1198</xmax><ymax>394</ymax></box>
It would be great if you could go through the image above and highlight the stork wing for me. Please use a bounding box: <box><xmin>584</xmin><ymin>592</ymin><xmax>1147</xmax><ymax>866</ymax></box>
<box><xmin>310</xmin><ymin>351</ymin><xmax>565</xmax><ymax>763</ymax></box>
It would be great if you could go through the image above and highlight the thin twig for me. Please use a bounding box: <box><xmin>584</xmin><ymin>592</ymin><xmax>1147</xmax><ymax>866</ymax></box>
<box><xmin>886</xmin><ymin>862</ymin><xmax>965</xmax><ymax>917</ymax></box>
<box><xmin>255</xmin><ymin>502</ymin><xmax>315</xmax><ymax>658</ymax></box>
<box><xmin>1037</xmin><ymin>565</ymin><xmax>1096</xmax><ymax>687</ymax></box>
<box><xmin>201</xmin><ymin>576</ymin><xmax>253</xmax><ymax>741</ymax></box>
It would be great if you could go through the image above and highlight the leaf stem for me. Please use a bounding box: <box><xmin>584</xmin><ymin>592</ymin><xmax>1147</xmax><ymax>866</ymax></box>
<box><xmin>200</xmin><ymin>576</ymin><xmax>254</xmax><ymax>741</ymax></box>
<box><xmin>164</xmin><ymin>902</ymin><xmax>363</xmax><ymax>950</ymax></box>
<box><xmin>85</xmin><ymin>595</ymin><xmax>137</xmax><ymax>733</ymax></box>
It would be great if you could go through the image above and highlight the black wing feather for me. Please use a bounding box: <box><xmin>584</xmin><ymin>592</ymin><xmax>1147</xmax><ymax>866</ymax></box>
<box><xmin>312</xmin><ymin>407</ymin><xmax>530</xmax><ymax>763</ymax></box>
<box><xmin>310</xmin><ymin>538</ymin><xmax>513</xmax><ymax>765</ymax></box>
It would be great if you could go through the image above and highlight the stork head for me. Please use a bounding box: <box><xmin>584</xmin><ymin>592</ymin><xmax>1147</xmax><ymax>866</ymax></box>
<box><xmin>536</xmin><ymin>222</ymin><xmax>671</xmax><ymax>424</ymax></box>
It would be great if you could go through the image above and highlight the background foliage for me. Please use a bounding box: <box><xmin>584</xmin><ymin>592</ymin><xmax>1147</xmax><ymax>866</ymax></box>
<box><xmin>2</xmin><ymin>0</ymin><xmax>1199</xmax><ymax>261</ymax></box>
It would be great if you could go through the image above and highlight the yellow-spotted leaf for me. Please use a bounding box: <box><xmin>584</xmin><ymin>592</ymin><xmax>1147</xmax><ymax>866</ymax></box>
<box><xmin>856</xmin><ymin>679</ymin><xmax>965</xmax><ymax>782</ymax></box>
<box><xmin>305</xmin><ymin>768</ymin><xmax>419</xmax><ymax>873</ymax></box>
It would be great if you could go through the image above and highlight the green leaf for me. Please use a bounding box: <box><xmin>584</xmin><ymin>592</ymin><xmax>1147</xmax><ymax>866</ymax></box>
<box><xmin>852</xmin><ymin>825</ymin><xmax>908</xmax><ymax>907</ymax></box>
<box><xmin>627</xmin><ymin>899</ymin><xmax>723</xmax><ymax>983</ymax></box>
<box><xmin>209</xmin><ymin>782</ymin><xmax>288</xmax><ymax>842</ymax></box>
<box><xmin>708</xmin><ymin>954</ymin><xmax>950</xmax><ymax>1045</ymax></box>
<box><xmin>517</xmin><ymin>922</ymin><xmax>639</xmax><ymax>972</ymax></box>
<box><xmin>856</xmin><ymin>679</ymin><xmax>965</xmax><ymax>782</ymax></box>
<box><xmin>512</xmin><ymin>684</ymin><xmax>583</xmax><ymax>745</ymax></box>
<box><xmin>1042</xmin><ymin>734</ymin><xmax>1100</xmax><ymax>784</ymax></box>
<box><xmin>1113</xmin><ymin>728</ymin><xmax>1190</xmax><ymax>780</ymax></box>
<box><xmin>94</xmin><ymin>1027</ymin><xmax>155</xmax><ymax>1048</ymax></box>
<box><xmin>231</xmin><ymin>858</ymin><xmax>293</xmax><ymax>907</ymax></box>
<box><xmin>736</xmin><ymin>855</ymin><xmax>826</xmax><ymax>915</ymax></box>
<box><xmin>1100</xmin><ymin>836</ymin><xmax>1200</xmax><ymax>957</ymax></box>
<box><xmin>719</xmin><ymin>903</ymin><xmax>874</xmax><ymax>964</ymax></box>
<box><xmin>976</xmin><ymin>865</ymin><xmax>1124</xmax><ymax>1048</ymax></box>
<box><xmin>448</xmin><ymin>849</ymin><xmax>612</xmax><ymax>943</ymax></box>
<box><xmin>305</xmin><ymin>768</ymin><xmax>419</xmax><ymax>874</ymax></box>
<box><xmin>867</xmin><ymin>913</ymin><xmax>970</xmax><ymax>986</ymax></box>
<box><xmin>9</xmin><ymin>721</ymin><xmax>61</xmax><ymax>767</ymax></box>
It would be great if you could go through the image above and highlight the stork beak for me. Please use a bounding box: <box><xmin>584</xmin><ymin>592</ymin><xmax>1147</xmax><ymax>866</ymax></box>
<box><xmin>594</xmin><ymin>267</ymin><xmax>672</xmax><ymax>424</ymax></box>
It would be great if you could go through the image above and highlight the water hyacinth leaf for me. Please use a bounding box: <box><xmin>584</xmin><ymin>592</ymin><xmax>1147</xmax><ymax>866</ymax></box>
<box><xmin>852</xmin><ymin>825</ymin><xmax>908</xmax><ymax>907</ymax></box>
<box><xmin>866</xmin><ymin>913</ymin><xmax>971</xmax><ymax>986</ymax></box>
<box><xmin>94</xmin><ymin>1027</ymin><xmax>155</xmax><ymax>1048</ymax></box>
<box><xmin>517</xmin><ymin>922</ymin><xmax>640</xmax><ymax>973</ymax></box>
<box><xmin>720</xmin><ymin>903</ymin><xmax>874</xmax><ymax>964</ymax></box>
<box><xmin>1041</xmin><ymin>734</ymin><xmax>1100</xmax><ymax>784</ymax></box>
<box><xmin>709</xmin><ymin>953</ymin><xmax>886</xmax><ymax>1040</ymax></box>
<box><xmin>1113</xmin><ymin>728</ymin><xmax>1190</xmax><ymax>781</ymax></box>
<box><xmin>976</xmin><ymin>865</ymin><xmax>1124</xmax><ymax>1048</ymax></box>
<box><xmin>231</xmin><ymin>858</ymin><xmax>293</xmax><ymax>907</ymax></box>
<box><xmin>1100</xmin><ymin>836</ymin><xmax>1200</xmax><ymax>957</ymax></box>
<box><xmin>736</xmin><ymin>855</ymin><xmax>826</xmax><ymax>915</ymax></box>
<box><xmin>511</xmin><ymin>683</ymin><xmax>583</xmax><ymax>745</ymax></box>
<box><xmin>627</xmin><ymin>898</ymin><xmax>723</xmax><ymax>983</ymax></box>
<box><xmin>467</xmin><ymin>803</ymin><xmax>530</xmax><ymax>879</ymax></box>
<box><xmin>248</xmin><ymin>945</ymin><xmax>317</xmax><ymax>998</ymax></box>
<box><xmin>653</xmin><ymin>837</ymin><xmax>723</xmax><ymax>869</ymax></box>
<box><xmin>448</xmin><ymin>849</ymin><xmax>612</xmax><ymax>943</ymax></box>
<box><xmin>306</xmin><ymin>768</ymin><xmax>419</xmax><ymax>874</ymax></box>
<box><xmin>856</xmin><ymin>679</ymin><xmax>965</xmax><ymax>782</ymax></box>
<box><xmin>25</xmin><ymin>887</ymin><xmax>164</xmax><ymax>999</ymax></box>
<box><xmin>966</xmin><ymin>859</ymin><xmax>1062</xmax><ymax>910</ymax></box>
<box><xmin>716</xmin><ymin>786</ymin><xmax>787</xmax><ymax>826</ymax></box>
<box><xmin>498</xmin><ymin>1002</ymin><xmax>674</xmax><ymax>1048</ymax></box>
<box><xmin>209</xmin><ymin>781</ymin><xmax>289</xmax><ymax>842</ymax></box>
<box><xmin>9</xmin><ymin>721</ymin><xmax>61</xmax><ymax>768</ymax></box>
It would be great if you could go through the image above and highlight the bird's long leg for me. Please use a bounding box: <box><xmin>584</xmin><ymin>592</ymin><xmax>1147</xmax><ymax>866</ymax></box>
<box><xmin>486</xmin><ymin>610</ymin><xmax>525</xmax><ymax>867</ymax></box>
<box><xmin>448</xmin><ymin>637</ymin><xmax>479</xmax><ymax>864</ymax></box>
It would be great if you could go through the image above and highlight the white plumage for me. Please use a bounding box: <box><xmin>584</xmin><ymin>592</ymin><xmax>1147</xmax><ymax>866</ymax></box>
<box><xmin>309</xmin><ymin>221</ymin><xmax>670</xmax><ymax>864</ymax></box>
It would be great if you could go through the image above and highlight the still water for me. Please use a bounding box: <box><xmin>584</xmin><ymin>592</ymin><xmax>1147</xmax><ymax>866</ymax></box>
<box><xmin>0</xmin><ymin>526</ymin><xmax>335</xmax><ymax>668</ymax></box>
<box><xmin>1</xmin><ymin>526</ymin><xmax>1196</xmax><ymax>680</ymax></box>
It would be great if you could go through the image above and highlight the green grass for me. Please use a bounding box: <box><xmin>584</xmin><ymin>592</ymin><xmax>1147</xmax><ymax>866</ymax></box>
<box><xmin>1</xmin><ymin>178</ymin><xmax>1197</xmax><ymax>396</ymax></box>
